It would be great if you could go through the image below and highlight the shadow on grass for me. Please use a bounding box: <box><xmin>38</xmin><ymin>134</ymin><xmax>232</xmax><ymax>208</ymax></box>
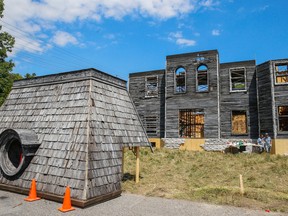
<box><xmin>122</xmin><ymin>172</ymin><xmax>144</xmax><ymax>182</ymax></box>
<box><xmin>122</xmin><ymin>173</ymin><xmax>135</xmax><ymax>182</ymax></box>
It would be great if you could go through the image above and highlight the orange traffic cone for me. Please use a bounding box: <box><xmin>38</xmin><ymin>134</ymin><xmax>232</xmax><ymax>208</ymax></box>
<box><xmin>58</xmin><ymin>186</ymin><xmax>75</xmax><ymax>212</ymax></box>
<box><xmin>24</xmin><ymin>179</ymin><xmax>41</xmax><ymax>202</ymax></box>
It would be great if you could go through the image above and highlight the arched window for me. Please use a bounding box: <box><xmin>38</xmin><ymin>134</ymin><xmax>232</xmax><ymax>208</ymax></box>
<box><xmin>175</xmin><ymin>67</ymin><xmax>186</xmax><ymax>93</ymax></box>
<box><xmin>197</xmin><ymin>65</ymin><xmax>208</xmax><ymax>92</ymax></box>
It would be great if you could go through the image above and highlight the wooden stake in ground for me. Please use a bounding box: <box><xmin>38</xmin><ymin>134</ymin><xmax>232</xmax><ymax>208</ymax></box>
<box><xmin>239</xmin><ymin>174</ymin><xmax>244</xmax><ymax>195</ymax></box>
<box><xmin>135</xmin><ymin>147</ymin><xmax>140</xmax><ymax>183</ymax></box>
<box><xmin>122</xmin><ymin>147</ymin><xmax>125</xmax><ymax>177</ymax></box>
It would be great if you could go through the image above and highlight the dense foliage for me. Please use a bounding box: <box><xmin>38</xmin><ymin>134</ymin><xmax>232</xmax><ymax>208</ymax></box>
<box><xmin>0</xmin><ymin>0</ymin><xmax>15</xmax><ymax>106</ymax></box>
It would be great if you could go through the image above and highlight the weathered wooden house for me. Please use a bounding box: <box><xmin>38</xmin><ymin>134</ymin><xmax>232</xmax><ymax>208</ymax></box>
<box><xmin>130</xmin><ymin>49</ymin><xmax>288</xmax><ymax>153</ymax></box>
<box><xmin>0</xmin><ymin>68</ymin><xmax>150</xmax><ymax>207</ymax></box>
<box><xmin>257</xmin><ymin>59</ymin><xmax>288</xmax><ymax>154</ymax></box>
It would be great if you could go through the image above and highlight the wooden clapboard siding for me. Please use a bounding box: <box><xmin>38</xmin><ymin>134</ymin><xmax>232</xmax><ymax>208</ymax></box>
<box><xmin>0</xmin><ymin>68</ymin><xmax>150</xmax><ymax>205</ymax></box>
<box><xmin>264</xmin><ymin>59</ymin><xmax>288</xmax><ymax>138</ymax></box>
<box><xmin>165</xmin><ymin>50</ymin><xmax>219</xmax><ymax>138</ymax></box>
<box><xmin>256</xmin><ymin>61</ymin><xmax>274</xmax><ymax>137</ymax></box>
<box><xmin>129</xmin><ymin>70</ymin><xmax>165</xmax><ymax>138</ymax></box>
<box><xmin>220</xmin><ymin>60</ymin><xmax>258</xmax><ymax>139</ymax></box>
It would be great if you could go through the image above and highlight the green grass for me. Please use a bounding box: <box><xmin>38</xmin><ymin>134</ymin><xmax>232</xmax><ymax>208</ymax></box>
<box><xmin>122</xmin><ymin>148</ymin><xmax>288</xmax><ymax>213</ymax></box>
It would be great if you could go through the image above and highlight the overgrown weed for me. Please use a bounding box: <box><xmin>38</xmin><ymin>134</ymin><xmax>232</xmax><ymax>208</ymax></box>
<box><xmin>122</xmin><ymin>148</ymin><xmax>288</xmax><ymax>212</ymax></box>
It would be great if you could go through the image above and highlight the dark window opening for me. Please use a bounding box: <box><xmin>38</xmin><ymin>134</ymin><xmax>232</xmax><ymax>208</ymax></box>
<box><xmin>150</xmin><ymin>142</ymin><xmax>156</xmax><ymax>147</ymax></box>
<box><xmin>230</xmin><ymin>68</ymin><xmax>246</xmax><ymax>91</ymax></box>
<box><xmin>275</xmin><ymin>63</ymin><xmax>288</xmax><ymax>84</ymax></box>
<box><xmin>278</xmin><ymin>106</ymin><xmax>288</xmax><ymax>131</ymax></box>
<box><xmin>143</xmin><ymin>116</ymin><xmax>158</xmax><ymax>136</ymax></box>
<box><xmin>179</xmin><ymin>109</ymin><xmax>204</xmax><ymax>138</ymax></box>
<box><xmin>231</xmin><ymin>110</ymin><xmax>247</xmax><ymax>134</ymax></box>
<box><xmin>175</xmin><ymin>67</ymin><xmax>186</xmax><ymax>93</ymax></box>
<box><xmin>197</xmin><ymin>65</ymin><xmax>208</xmax><ymax>92</ymax></box>
<box><xmin>8</xmin><ymin>139</ymin><xmax>23</xmax><ymax>168</ymax></box>
<box><xmin>145</xmin><ymin>76</ymin><xmax>158</xmax><ymax>97</ymax></box>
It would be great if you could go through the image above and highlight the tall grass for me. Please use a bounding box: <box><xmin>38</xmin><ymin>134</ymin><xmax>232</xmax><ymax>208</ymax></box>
<box><xmin>122</xmin><ymin>148</ymin><xmax>288</xmax><ymax>213</ymax></box>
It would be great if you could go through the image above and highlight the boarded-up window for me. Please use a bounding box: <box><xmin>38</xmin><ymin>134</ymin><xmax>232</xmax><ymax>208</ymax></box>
<box><xmin>179</xmin><ymin>109</ymin><xmax>204</xmax><ymax>138</ymax></box>
<box><xmin>143</xmin><ymin>116</ymin><xmax>158</xmax><ymax>136</ymax></box>
<box><xmin>175</xmin><ymin>67</ymin><xmax>186</xmax><ymax>93</ymax></box>
<box><xmin>231</xmin><ymin>111</ymin><xmax>247</xmax><ymax>134</ymax></box>
<box><xmin>230</xmin><ymin>68</ymin><xmax>246</xmax><ymax>91</ymax></box>
<box><xmin>145</xmin><ymin>76</ymin><xmax>158</xmax><ymax>97</ymax></box>
<box><xmin>197</xmin><ymin>65</ymin><xmax>208</xmax><ymax>92</ymax></box>
<box><xmin>275</xmin><ymin>63</ymin><xmax>288</xmax><ymax>84</ymax></box>
<box><xmin>278</xmin><ymin>106</ymin><xmax>288</xmax><ymax>131</ymax></box>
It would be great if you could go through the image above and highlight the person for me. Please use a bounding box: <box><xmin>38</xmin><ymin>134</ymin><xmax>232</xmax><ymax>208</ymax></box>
<box><xmin>264</xmin><ymin>133</ymin><xmax>272</xmax><ymax>153</ymax></box>
<box><xmin>257</xmin><ymin>134</ymin><xmax>264</xmax><ymax>153</ymax></box>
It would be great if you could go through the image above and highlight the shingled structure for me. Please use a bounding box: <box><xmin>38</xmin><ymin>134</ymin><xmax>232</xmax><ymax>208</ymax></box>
<box><xmin>0</xmin><ymin>68</ymin><xmax>150</xmax><ymax>207</ymax></box>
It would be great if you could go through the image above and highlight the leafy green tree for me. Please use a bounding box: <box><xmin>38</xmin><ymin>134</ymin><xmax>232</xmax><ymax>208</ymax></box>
<box><xmin>0</xmin><ymin>0</ymin><xmax>16</xmax><ymax>106</ymax></box>
<box><xmin>24</xmin><ymin>73</ymin><xmax>37</xmax><ymax>79</ymax></box>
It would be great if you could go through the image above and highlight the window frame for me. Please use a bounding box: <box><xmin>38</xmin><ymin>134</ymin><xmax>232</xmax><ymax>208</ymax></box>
<box><xmin>274</xmin><ymin>63</ymin><xmax>288</xmax><ymax>85</ymax></box>
<box><xmin>143</xmin><ymin>115</ymin><xmax>158</xmax><ymax>137</ymax></box>
<box><xmin>145</xmin><ymin>75</ymin><xmax>159</xmax><ymax>98</ymax></box>
<box><xmin>231</xmin><ymin>110</ymin><xmax>248</xmax><ymax>135</ymax></box>
<box><xmin>229</xmin><ymin>67</ymin><xmax>247</xmax><ymax>92</ymax></box>
<box><xmin>174</xmin><ymin>67</ymin><xmax>187</xmax><ymax>94</ymax></box>
<box><xmin>179</xmin><ymin>109</ymin><xmax>204</xmax><ymax>138</ymax></box>
<box><xmin>196</xmin><ymin>64</ymin><xmax>209</xmax><ymax>92</ymax></box>
<box><xmin>278</xmin><ymin>106</ymin><xmax>288</xmax><ymax>133</ymax></box>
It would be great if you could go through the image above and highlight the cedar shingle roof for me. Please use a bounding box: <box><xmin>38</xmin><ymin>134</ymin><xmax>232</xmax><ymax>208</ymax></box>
<box><xmin>0</xmin><ymin>68</ymin><xmax>150</xmax><ymax>206</ymax></box>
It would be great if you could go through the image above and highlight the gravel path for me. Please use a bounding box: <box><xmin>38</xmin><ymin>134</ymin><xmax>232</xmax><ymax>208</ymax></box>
<box><xmin>0</xmin><ymin>190</ymin><xmax>287</xmax><ymax>216</ymax></box>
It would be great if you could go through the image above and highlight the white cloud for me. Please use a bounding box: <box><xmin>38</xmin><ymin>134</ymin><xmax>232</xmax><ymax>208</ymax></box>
<box><xmin>176</xmin><ymin>38</ymin><xmax>196</xmax><ymax>46</ymax></box>
<box><xmin>199</xmin><ymin>0</ymin><xmax>220</xmax><ymax>9</ymax></box>
<box><xmin>168</xmin><ymin>31</ymin><xmax>196</xmax><ymax>47</ymax></box>
<box><xmin>212</xmin><ymin>29</ymin><xmax>220</xmax><ymax>36</ymax></box>
<box><xmin>51</xmin><ymin>31</ymin><xmax>78</xmax><ymax>47</ymax></box>
<box><xmin>2</xmin><ymin>0</ymin><xmax>218</xmax><ymax>53</ymax></box>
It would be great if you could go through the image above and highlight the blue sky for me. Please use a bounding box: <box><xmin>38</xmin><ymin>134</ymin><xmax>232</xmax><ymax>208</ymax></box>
<box><xmin>1</xmin><ymin>0</ymin><xmax>288</xmax><ymax>80</ymax></box>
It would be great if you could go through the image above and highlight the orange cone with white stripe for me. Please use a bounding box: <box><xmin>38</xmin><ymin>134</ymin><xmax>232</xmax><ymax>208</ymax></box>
<box><xmin>24</xmin><ymin>179</ymin><xmax>41</xmax><ymax>202</ymax></box>
<box><xmin>58</xmin><ymin>186</ymin><xmax>75</xmax><ymax>212</ymax></box>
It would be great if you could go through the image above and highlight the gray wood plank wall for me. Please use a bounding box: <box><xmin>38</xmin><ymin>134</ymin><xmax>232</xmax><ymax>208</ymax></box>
<box><xmin>220</xmin><ymin>60</ymin><xmax>258</xmax><ymax>139</ymax></box>
<box><xmin>256</xmin><ymin>61</ymin><xmax>274</xmax><ymax>137</ymax></box>
<box><xmin>165</xmin><ymin>50</ymin><xmax>219</xmax><ymax>138</ymax></box>
<box><xmin>129</xmin><ymin>70</ymin><xmax>165</xmax><ymax>138</ymax></box>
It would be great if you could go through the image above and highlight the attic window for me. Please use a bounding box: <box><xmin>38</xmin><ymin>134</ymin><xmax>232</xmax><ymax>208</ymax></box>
<box><xmin>231</xmin><ymin>111</ymin><xmax>247</xmax><ymax>135</ymax></box>
<box><xmin>230</xmin><ymin>68</ymin><xmax>246</xmax><ymax>92</ymax></box>
<box><xmin>278</xmin><ymin>106</ymin><xmax>288</xmax><ymax>131</ymax></box>
<box><xmin>145</xmin><ymin>76</ymin><xmax>158</xmax><ymax>97</ymax></box>
<box><xmin>275</xmin><ymin>63</ymin><xmax>288</xmax><ymax>84</ymax></box>
<box><xmin>197</xmin><ymin>65</ymin><xmax>208</xmax><ymax>92</ymax></box>
<box><xmin>175</xmin><ymin>67</ymin><xmax>186</xmax><ymax>93</ymax></box>
<box><xmin>179</xmin><ymin>109</ymin><xmax>204</xmax><ymax>138</ymax></box>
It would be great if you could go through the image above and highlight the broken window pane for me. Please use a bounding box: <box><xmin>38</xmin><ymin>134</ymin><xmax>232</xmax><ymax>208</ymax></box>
<box><xmin>179</xmin><ymin>109</ymin><xmax>204</xmax><ymax>138</ymax></box>
<box><xmin>230</xmin><ymin>68</ymin><xmax>246</xmax><ymax>91</ymax></box>
<box><xmin>145</xmin><ymin>76</ymin><xmax>158</xmax><ymax>97</ymax></box>
<box><xmin>278</xmin><ymin>106</ymin><xmax>288</xmax><ymax>131</ymax></box>
<box><xmin>231</xmin><ymin>110</ymin><xmax>247</xmax><ymax>134</ymax></box>
<box><xmin>175</xmin><ymin>67</ymin><xmax>186</xmax><ymax>93</ymax></box>
<box><xmin>197</xmin><ymin>65</ymin><xmax>208</xmax><ymax>92</ymax></box>
<box><xmin>275</xmin><ymin>63</ymin><xmax>288</xmax><ymax>84</ymax></box>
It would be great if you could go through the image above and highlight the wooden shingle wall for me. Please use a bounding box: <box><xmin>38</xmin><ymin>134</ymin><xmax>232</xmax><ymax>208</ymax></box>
<box><xmin>129</xmin><ymin>70</ymin><xmax>165</xmax><ymax>138</ymax></box>
<box><xmin>0</xmin><ymin>68</ymin><xmax>150</xmax><ymax>203</ymax></box>
<box><xmin>165</xmin><ymin>50</ymin><xmax>219</xmax><ymax>138</ymax></box>
<box><xmin>0</xmin><ymin>79</ymin><xmax>90</xmax><ymax>198</ymax></box>
<box><xmin>220</xmin><ymin>60</ymin><xmax>258</xmax><ymax>139</ymax></box>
